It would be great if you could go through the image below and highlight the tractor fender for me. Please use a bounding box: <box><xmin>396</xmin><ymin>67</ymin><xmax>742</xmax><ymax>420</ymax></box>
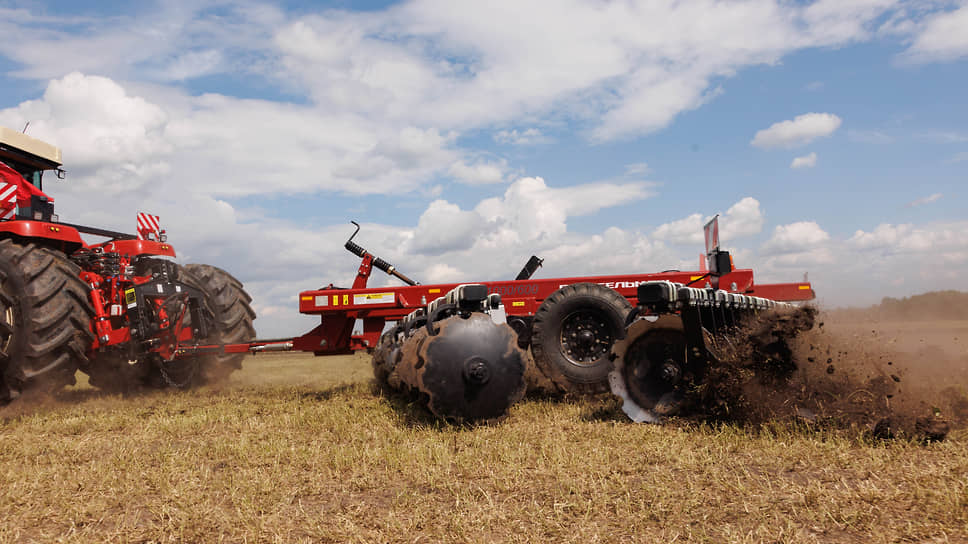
<box><xmin>97</xmin><ymin>239</ymin><xmax>177</xmax><ymax>258</ymax></box>
<box><xmin>0</xmin><ymin>220</ymin><xmax>84</xmax><ymax>253</ymax></box>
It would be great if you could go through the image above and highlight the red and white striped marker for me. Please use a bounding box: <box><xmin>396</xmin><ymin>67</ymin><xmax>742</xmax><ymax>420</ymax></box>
<box><xmin>137</xmin><ymin>212</ymin><xmax>162</xmax><ymax>240</ymax></box>
<box><xmin>0</xmin><ymin>181</ymin><xmax>17</xmax><ymax>220</ymax></box>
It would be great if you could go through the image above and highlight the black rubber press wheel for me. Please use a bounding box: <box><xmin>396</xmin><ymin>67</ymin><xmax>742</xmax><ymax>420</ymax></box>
<box><xmin>530</xmin><ymin>282</ymin><xmax>630</xmax><ymax>394</ymax></box>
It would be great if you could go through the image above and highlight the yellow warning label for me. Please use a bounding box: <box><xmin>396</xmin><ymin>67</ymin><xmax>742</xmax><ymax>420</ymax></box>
<box><xmin>343</xmin><ymin>294</ymin><xmax>349</xmax><ymax>305</ymax></box>
<box><xmin>354</xmin><ymin>292</ymin><xmax>395</xmax><ymax>305</ymax></box>
<box><xmin>124</xmin><ymin>288</ymin><xmax>136</xmax><ymax>306</ymax></box>
<box><xmin>690</xmin><ymin>275</ymin><xmax>704</xmax><ymax>281</ymax></box>
<box><xmin>300</xmin><ymin>296</ymin><xmax>312</xmax><ymax>301</ymax></box>
<box><xmin>428</xmin><ymin>288</ymin><xmax>441</xmax><ymax>294</ymax></box>
<box><xmin>511</xmin><ymin>301</ymin><xmax>525</xmax><ymax>307</ymax></box>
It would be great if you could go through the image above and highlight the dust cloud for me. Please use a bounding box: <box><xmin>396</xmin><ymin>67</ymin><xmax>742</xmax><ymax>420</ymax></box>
<box><xmin>685</xmin><ymin>304</ymin><xmax>968</xmax><ymax>440</ymax></box>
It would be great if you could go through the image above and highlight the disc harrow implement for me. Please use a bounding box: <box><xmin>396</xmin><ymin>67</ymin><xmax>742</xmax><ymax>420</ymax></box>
<box><xmin>142</xmin><ymin>216</ymin><xmax>815</xmax><ymax>425</ymax></box>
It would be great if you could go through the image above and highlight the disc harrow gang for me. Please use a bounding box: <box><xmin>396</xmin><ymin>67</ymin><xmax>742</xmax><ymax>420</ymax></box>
<box><xmin>372</xmin><ymin>284</ymin><xmax>528</xmax><ymax>422</ymax></box>
<box><xmin>609</xmin><ymin>280</ymin><xmax>816</xmax><ymax>422</ymax></box>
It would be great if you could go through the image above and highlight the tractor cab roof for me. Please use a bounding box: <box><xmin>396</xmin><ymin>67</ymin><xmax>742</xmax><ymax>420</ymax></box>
<box><xmin>0</xmin><ymin>126</ymin><xmax>63</xmax><ymax>173</ymax></box>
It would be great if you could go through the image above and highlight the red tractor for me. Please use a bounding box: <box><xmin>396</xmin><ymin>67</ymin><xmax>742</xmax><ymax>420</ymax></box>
<box><xmin>0</xmin><ymin>126</ymin><xmax>255</xmax><ymax>402</ymax></box>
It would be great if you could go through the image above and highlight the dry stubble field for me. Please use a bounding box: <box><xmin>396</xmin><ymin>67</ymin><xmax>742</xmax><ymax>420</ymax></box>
<box><xmin>1</xmin><ymin>318</ymin><xmax>967</xmax><ymax>543</ymax></box>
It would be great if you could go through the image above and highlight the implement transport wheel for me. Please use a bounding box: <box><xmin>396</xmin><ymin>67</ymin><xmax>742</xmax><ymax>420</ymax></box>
<box><xmin>530</xmin><ymin>282</ymin><xmax>630</xmax><ymax>394</ymax></box>
<box><xmin>182</xmin><ymin>264</ymin><xmax>256</xmax><ymax>384</ymax></box>
<box><xmin>0</xmin><ymin>240</ymin><xmax>94</xmax><ymax>402</ymax></box>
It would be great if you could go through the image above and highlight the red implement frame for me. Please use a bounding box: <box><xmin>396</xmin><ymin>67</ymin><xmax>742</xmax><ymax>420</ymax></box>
<box><xmin>292</xmin><ymin>268</ymin><xmax>812</xmax><ymax>354</ymax></box>
<box><xmin>181</xmin><ymin>264</ymin><xmax>813</xmax><ymax>358</ymax></box>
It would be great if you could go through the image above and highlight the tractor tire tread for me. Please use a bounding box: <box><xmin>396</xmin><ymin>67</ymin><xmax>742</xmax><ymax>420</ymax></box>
<box><xmin>0</xmin><ymin>239</ymin><xmax>94</xmax><ymax>401</ymax></box>
<box><xmin>182</xmin><ymin>263</ymin><xmax>256</xmax><ymax>382</ymax></box>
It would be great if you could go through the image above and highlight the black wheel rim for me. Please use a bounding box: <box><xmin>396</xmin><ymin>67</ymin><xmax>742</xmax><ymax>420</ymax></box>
<box><xmin>559</xmin><ymin>309</ymin><xmax>613</xmax><ymax>366</ymax></box>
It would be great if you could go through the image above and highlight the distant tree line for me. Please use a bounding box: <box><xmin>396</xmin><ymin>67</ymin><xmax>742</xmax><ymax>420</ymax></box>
<box><xmin>829</xmin><ymin>291</ymin><xmax>968</xmax><ymax>321</ymax></box>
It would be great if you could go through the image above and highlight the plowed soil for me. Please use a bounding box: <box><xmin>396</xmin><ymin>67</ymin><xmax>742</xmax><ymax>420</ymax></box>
<box><xmin>685</xmin><ymin>308</ymin><xmax>968</xmax><ymax>439</ymax></box>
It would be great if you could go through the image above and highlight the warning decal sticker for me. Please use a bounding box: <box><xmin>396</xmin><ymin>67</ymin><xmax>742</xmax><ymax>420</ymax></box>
<box><xmin>353</xmin><ymin>292</ymin><xmax>395</xmax><ymax>305</ymax></box>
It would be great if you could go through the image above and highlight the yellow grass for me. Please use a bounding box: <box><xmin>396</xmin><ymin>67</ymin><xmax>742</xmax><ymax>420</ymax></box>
<box><xmin>1</xmin><ymin>351</ymin><xmax>966</xmax><ymax>543</ymax></box>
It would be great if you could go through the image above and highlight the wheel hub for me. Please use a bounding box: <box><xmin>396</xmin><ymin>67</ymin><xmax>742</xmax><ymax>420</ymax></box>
<box><xmin>659</xmin><ymin>359</ymin><xmax>681</xmax><ymax>383</ymax></box>
<box><xmin>462</xmin><ymin>356</ymin><xmax>491</xmax><ymax>385</ymax></box>
<box><xmin>560</xmin><ymin>311</ymin><xmax>612</xmax><ymax>365</ymax></box>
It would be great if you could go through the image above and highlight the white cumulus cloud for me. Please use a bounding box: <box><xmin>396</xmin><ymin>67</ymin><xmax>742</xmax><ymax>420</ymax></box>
<box><xmin>849</xmin><ymin>221</ymin><xmax>967</xmax><ymax>253</ymax></box>
<box><xmin>652</xmin><ymin>213</ymin><xmax>705</xmax><ymax>245</ymax></box>
<box><xmin>410</xmin><ymin>200</ymin><xmax>486</xmax><ymax>256</ymax></box>
<box><xmin>848</xmin><ymin>223</ymin><xmax>912</xmax><ymax>250</ymax></box>
<box><xmin>653</xmin><ymin>197</ymin><xmax>764</xmax><ymax>246</ymax></box>
<box><xmin>721</xmin><ymin>197</ymin><xmax>765</xmax><ymax>240</ymax></box>
<box><xmin>448</xmin><ymin>159</ymin><xmax>507</xmax><ymax>185</ymax></box>
<box><xmin>901</xmin><ymin>4</ymin><xmax>968</xmax><ymax>63</ymax></box>
<box><xmin>476</xmin><ymin>177</ymin><xmax>654</xmax><ymax>243</ymax></box>
<box><xmin>762</xmin><ymin>221</ymin><xmax>831</xmax><ymax>254</ymax></box>
<box><xmin>0</xmin><ymin>72</ymin><xmax>170</xmax><ymax>169</ymax></box>
<box><xmin>0</xmin><ymin>73</ymin><xmax>472</xmax><ymax>201</ymax></box>
<box><xmin>751</xmin><ymin>113</ymin><xmax>842</xmax><ymax>149</ymax></box>
<box><xmin>791</xmin><ymin>152</ymin><xmax>818</xmax><ymax>169</ymax></box>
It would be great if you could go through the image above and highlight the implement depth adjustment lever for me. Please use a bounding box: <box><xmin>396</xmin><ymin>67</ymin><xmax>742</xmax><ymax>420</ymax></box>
<box><xmin>345</xmin><ymin>221</ymin><xmax>419</xmax><ymax>286</ymax></box>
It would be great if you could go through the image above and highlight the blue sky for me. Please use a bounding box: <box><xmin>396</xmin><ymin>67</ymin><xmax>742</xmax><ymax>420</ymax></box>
<box><xmin>1</xmin><ymin>0</ymin><xmax>966</xmax><ymax>337</ymax></box>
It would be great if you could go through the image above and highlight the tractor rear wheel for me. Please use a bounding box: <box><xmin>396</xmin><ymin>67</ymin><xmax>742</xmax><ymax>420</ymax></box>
<box><xmin>0</xmin><ymin>240</ymin><xmax>94</xmax><ymax>402</ymax></box>
<box><xmin>182</xmin><ymin>264</ymin><xmax>256</xmax><ymax>383</ymax></box>
<box><xmin>530</xmin><ymin>282</ymin><xmax>630</xmax><ymax>394</ymax></box>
